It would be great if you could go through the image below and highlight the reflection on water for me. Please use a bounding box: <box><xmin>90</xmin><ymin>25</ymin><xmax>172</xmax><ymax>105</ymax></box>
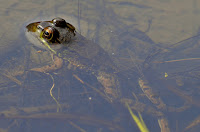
<box><xmin>0</xmin><ymin>0</ymin><xmax>200</xmax><ymax>132</ymax></box>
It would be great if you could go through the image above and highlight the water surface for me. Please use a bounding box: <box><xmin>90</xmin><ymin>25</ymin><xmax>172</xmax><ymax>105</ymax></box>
<box><xmin>1</xmin><ymin>0</ymin><xmax>200</xmax><ymax>132</ymax></box>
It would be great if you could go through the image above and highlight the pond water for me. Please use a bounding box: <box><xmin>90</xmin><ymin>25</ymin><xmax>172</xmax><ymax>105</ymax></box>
<box><xmin>1</xmin><ymin>0</ymin><xmax>200</xmax><ymax>132</ymax></box>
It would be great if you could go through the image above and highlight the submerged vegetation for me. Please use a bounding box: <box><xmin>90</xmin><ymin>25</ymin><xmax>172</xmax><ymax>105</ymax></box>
<box><xmin>1</xmin><ymin>0</ymin><xmax>200</xmax><ymax>132</ymax></box>
<box><xmin>125</xmin><ymin>102</ymin><xmax>149</xmax><ymax>132</ymax></box>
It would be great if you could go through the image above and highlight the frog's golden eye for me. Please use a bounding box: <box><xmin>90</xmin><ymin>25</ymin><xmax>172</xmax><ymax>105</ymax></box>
<box><xmin>42</xmin><ymin>26</ymin><xmax>54</xmax><ymax>40</ymax></box>
<box><xmin>41</xmin><ymin>26</ymin><xmax>60</xmax><ymax>43</ymax></box>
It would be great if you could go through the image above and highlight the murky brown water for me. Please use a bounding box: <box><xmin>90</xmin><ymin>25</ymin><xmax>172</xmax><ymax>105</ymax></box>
<box><xmin>1</xmin><ymin>0</ymin><xmax>200</xmax><ymax>132</ymax></box>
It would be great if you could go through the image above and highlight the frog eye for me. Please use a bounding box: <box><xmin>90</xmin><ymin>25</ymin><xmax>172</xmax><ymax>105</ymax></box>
<box><xmin>52</xmin><ymin>17</ymin><xmax>66</xmax><ymax>27</ymax></box>
<box><xmin>42</xmin><ymin>26</ymin><xmax>54</xmax><ymax>40</ymax></box>
<box><xmin>41</xmin><ymin>26</ymin><xmax>60</xmax><ymax>43</ymax></box>
<box><xmin>52</xmin><ymin>18</ymin><xmax>76</xmax><ymax>35</ymax></box>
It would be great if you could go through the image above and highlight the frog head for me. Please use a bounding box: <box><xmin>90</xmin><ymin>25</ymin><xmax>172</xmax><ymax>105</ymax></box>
<box><xmin>26</xmin><ymin>18</ymin><xmax>76</xmax><ymax>53</ymax></box>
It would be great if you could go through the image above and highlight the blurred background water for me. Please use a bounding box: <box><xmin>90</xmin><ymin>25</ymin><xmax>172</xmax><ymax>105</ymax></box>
<box><xmin>1</xmin><ymin>0</ymin><xmax>200</xmax><ymax>131</ymax></box>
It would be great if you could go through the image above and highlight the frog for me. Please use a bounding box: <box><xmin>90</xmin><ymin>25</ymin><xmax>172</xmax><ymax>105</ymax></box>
<box><xmin>25</xmin><ymin>17</ymin><xmax>121</xmax><ymax>103</ymax></box>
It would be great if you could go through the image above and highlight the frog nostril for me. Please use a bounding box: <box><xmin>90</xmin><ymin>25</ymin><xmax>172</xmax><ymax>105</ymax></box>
<box><xmin>37</xmin><ymin>25</ymin><xmax>43</xmax><ymax>30</ymax></box>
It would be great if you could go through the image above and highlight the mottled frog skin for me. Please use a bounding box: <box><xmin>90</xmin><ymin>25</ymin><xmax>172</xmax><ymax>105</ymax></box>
<box><xmin>26</xmin><ymin>18</ymin><xmax>121</xmax><ymax>102</ymax></box>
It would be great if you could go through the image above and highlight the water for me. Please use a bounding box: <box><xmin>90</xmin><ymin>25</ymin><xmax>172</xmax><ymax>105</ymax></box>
<box><xmin>0</xmin><ymin>0</ymin><xmax>200</xmax><ymax>131</ymax></box>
